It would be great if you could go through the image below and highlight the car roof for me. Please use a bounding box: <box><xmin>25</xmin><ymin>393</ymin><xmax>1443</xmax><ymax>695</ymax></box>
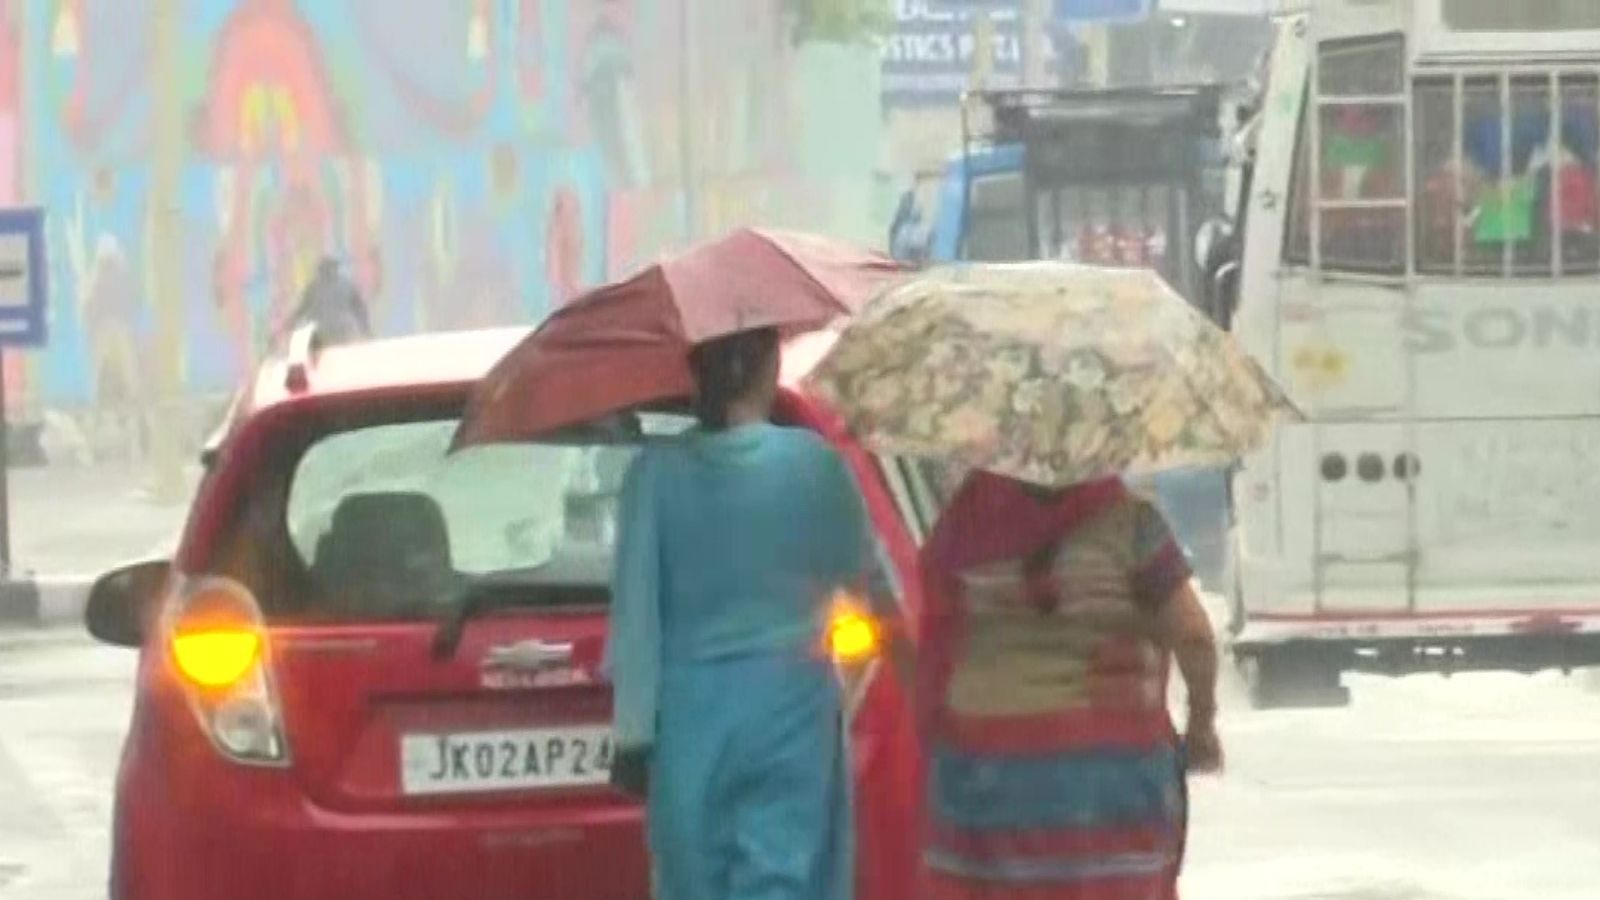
<box><xmin>242</xmin><ymin>327</ymin><xmax>533</xmax><ymax>412</ymax></box>
<box><xmin>222</xmin><ymin>325</ymin><xmax>841</xmax><ymax>429</ymax></box>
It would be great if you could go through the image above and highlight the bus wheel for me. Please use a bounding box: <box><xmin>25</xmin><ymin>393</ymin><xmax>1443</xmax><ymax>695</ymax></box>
<box><xmin>1241</xmin><ymin>649</ymin><xmax>1351</xmax><ymax>710</ymax></box>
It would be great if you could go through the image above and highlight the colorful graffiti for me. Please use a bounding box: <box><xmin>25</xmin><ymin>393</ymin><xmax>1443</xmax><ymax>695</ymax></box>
<box><xmin>12</xmin><ymin>0</ymin><xmax>887</xmax><ymax>415</ymax></box>
<box><xmin>0</xmin><ymin>1</ymin><xmax>17</xmax><ymax>207</ymax></box>
<box><xmin>1</xmin><ymin>0</ymin><xmax>24</xmax><ymax>412</ymax></box>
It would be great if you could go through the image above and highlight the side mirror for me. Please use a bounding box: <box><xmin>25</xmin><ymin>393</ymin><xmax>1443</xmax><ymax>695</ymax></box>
<box><xmin>1193</xmin><ymin>217</ymin><xmax>1235</xmax><ymax>278</ymax></box>
<box><xmin>85</xmin><ymin>559</ymin><xmax>172</xmax><ymax>647</ymax></box>
<box><xmin>1213</xmin><ymin>261</ymin><xmax>1241</xmax><ymax>329</ymax></box>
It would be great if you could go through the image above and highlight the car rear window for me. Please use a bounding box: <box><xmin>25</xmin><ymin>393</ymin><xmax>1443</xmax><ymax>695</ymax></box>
<box><xmin>226</xmin><ymin>408</ymin><xmax>694</xmax><ymax>622</ymax></box>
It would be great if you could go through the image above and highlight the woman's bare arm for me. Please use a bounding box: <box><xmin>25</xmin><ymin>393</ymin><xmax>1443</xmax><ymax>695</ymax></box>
<box><xmin>1154</xmin><ymin>581</ymin><xmax>1223</xmax><ymax>772</ymax></box>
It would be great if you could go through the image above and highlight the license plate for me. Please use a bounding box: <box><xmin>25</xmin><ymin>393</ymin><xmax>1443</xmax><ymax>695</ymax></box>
<box><xmin>399</xmin><ymin>726</ymin><xmax>612</xmax><ymax>796</ymax></box>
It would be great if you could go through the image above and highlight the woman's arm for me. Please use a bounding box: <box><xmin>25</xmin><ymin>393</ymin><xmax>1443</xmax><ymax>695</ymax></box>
<box><xmin>1132</xmin><ymin>498</ymin><xmax>1223</xmax><ymax>773</ymax></box>
<box><xmin>604</xmin><ymin>453</ymin><xmax>663</xmax><ymax>757</ymax></box>
<box><xmin>1154</xmin><ymin>581</ymin><xmax>1223</xmax><ymax>772</ymax></box>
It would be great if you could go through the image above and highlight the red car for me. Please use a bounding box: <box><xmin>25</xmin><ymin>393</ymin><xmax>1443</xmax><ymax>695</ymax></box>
<box><xmin>85</xmin><ymin>327</ymin><xmax>923</xmax><ymax>900</ymax></box>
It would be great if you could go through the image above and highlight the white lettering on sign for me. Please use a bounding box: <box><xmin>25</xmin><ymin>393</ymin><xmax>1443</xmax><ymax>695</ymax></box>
<box><xmin>879</xmin><ymin>30</ymin><xmax>1025</xmax><ymax>65</ymax></box>
<box><xmin>881</xmin><ymin>32</ymin><xmax>959</xmax><ymax>64</ymax></box>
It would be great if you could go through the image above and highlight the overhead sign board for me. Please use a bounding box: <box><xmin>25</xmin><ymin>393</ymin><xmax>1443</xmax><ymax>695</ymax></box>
<box><xmin>0</xmin><ymin>207</ymin><xmax>47</xmax><ymax>348</ymax></box>
<box><xmin>1157</xmin><ymin>0</ymin><xmax>1272</xmax><ymax>13</ymax></box>
<box><xmin>1055</xmin><ymin>0</ymin><xmax>1152</xmax><ymax>22</ymax></box>
<box><xmin>928</xmin><ymin>0</ymin><xmax>1152</xmax><ymax>23</ymax></box>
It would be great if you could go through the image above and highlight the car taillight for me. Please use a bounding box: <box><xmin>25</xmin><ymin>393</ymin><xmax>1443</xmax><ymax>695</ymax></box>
<box><xmin>165</xmin><ymin>577</ymin><xmax>288</xmax><ymax>766</ymax></box>
<box><xmin>172</xmin><ymin>630</ymin><xmax>261</xmax><ymax>688</ymax></box>
<box><xmin>827</xmin><ymin>594</ymin><xmax>881</xmax><ymax>665</ymax></box>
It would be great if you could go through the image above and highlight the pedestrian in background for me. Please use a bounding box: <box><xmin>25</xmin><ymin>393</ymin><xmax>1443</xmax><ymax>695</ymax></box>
<box><xmin>288</xmin><ymin>257</ymin><xmax>370</xmax><ymax>346</ymax></box>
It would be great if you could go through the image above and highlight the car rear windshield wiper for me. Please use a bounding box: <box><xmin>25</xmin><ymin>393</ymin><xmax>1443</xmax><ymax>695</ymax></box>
<box><xmin>432</xmin><ymin>578</ymin><xmax>534</xmax><ymax>661</ymax></box>
<box><xmin>430</xmin><ymin>570</ymin><xmax>606</xmax><ymax>661</ymax></box>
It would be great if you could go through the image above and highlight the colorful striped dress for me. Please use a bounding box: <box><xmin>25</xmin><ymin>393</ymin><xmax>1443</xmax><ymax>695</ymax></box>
<box><xmin>917</xmin><ymin>473</ymin><xmax>1192</xmax><ymax>900</ymax></box>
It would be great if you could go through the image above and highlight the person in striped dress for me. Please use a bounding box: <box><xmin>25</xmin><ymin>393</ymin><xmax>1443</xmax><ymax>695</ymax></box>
<box><xmin>917</xmin><ymin>471</ymin><xmax>1223</xmax><ymax>900</ymax></box>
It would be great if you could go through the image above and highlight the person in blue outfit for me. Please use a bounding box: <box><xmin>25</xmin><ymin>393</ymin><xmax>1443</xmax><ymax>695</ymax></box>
<box><xmin>604</xmin><ymin>326</ymin><xmax>880</xmax><ymax>900</ymax></box>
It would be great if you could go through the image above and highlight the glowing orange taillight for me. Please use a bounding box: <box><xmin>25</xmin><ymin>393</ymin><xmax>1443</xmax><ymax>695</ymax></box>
<box><xmin>827</xmin><ymin>596</ymin><xmax>881</xmax><ymax>664</ymax></box>
<box><xmin>172</xmin><ymin>630</ymin><xmax>262</xmax><ymax>688</ymax></box>
<box><xmin>165</xmin><ymin>577</ymin><xmax>287</xmax><ymax>764</ymax></box>
<box><xmin>170</xmin><ymin>583</ymin><xmax>264</xmax><ymax>689</ymax></box>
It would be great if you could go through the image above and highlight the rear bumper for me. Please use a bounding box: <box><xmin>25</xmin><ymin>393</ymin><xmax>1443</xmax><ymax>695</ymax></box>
<box><xmin>111</xmin><ymin>651</ymin><xmax>922</xmax><ymax>900</ymax></box>
<box><xmin>1235</xmin><ymin>552</ymin><xmax>1600</xmax><ymax>642</ymax></box>
<box><xmin>1236</xmin><ymin>609</ymin><xmax>1600</xmax><ymax>645</ymax></box>
<box><xmin>1233</xmin><ymin>611</ymin><xmax>1600</xmax><ymax>676</ymax></box>
<box><xmin>112</xmin><ymin>712</ymin><xmax>648</xmax><ymax>900</ymax></box>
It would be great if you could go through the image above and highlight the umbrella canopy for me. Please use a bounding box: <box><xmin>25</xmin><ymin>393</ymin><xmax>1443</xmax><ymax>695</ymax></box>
<box><xmin>804</xmin><ymin>262</ymin><xmax>1300</xmax><ymax>488</ymax></box>
<box><xmin>453</xmin><ymin>228</ymin><xmax>903</xmax><ymax>447</ymax></box>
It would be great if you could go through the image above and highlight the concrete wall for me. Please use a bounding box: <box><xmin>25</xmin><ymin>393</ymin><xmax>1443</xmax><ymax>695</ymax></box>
<box><xmin>0</xmin><ymin>0</ymin><xmax>889</xmax><ymax>454</ymax></box>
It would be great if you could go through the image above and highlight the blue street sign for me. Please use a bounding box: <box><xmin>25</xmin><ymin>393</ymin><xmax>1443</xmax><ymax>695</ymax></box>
<box><xmin>883</xmin><ymin>1</ymin><xmax>1078</xmax><ymax>108</ymax></box>
<box><xmin>0</xmin><ymin>207</ymin><xmax>47</xmax><ymax>348</ymax></box>
<box><xmin>928</xmin><ymin>0</ymin><xmax>1152</xmax><ymax>23</ymax></box>
<box><xmin>1056</xmin><ymin>0</ymin><xmax>1151</xmax><ymax>22</ymax></box>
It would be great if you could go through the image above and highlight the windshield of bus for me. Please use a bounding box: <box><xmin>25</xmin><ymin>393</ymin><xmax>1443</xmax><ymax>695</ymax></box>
<box><xmin>1288</xmin><ymin>35</ymin><xmax>1600</xmax><ymax>277</ymax></box>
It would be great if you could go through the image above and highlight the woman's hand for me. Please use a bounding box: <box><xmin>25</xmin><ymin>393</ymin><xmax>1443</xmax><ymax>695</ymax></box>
<box><xmin>610</xmin><ymin>745</ymin><xmax>651</xmax><ymax>799</ymax></box>
<box><xmin>1184</xmin><ymin>722</ymin><xmax>1225</xmax><ymax>775</ymax></box>
<box><xmin>1153</xmin><ymin>581</ymin><xmax>1225</xmax><ymax>775</ymax></box>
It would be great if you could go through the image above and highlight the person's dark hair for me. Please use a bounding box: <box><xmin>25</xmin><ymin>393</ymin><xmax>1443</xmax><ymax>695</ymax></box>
<box><xmin>687</xmin><ymin>327</ymin><xmax>780</xmax><ymax>430</ymax></box>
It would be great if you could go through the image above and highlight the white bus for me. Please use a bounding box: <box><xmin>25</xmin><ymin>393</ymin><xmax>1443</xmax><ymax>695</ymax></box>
<box><xmin>1214</xmin><ymin>0</ymin><xmax>1600</xmax><ymax>706</ymax></box>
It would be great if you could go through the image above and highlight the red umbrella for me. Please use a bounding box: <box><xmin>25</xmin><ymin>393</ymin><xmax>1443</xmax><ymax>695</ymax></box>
<box><xmin>453</xmin><ymin>228</ymin><xmax>904</xmax><ymax>446</ymax></box>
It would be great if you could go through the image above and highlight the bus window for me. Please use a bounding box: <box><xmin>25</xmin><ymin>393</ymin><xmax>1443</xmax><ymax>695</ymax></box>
<box><xmin>1417</xmin><ymin>72</ymin><xmax>1600</xmax><ymax>277</ymax></box>
<box><xmin>964</xmin><ymin>173</ymin><xmax>1031</xmax><ymax>262</ymax></box>
<box><xmin>1510</xmin><ymin>77</ymin><xmax>1556</xmax><ymax>275</ymax></box>
<box><xmin>1414</xmin><ymin>77</ymin><xmax>1469</xmax><ymax>274</ymax></box>
<box><xmin>1319</xmin><ymin>104</ymin><xmax>1405</xmax><ymax>272</ymax></box>
<box><xmin>1442</xmin><ymin>0</ymin><xmax>1600</xmax><ymax>32</ymax></box>
<box><xmin>1459</xmin><ymin>77</ymin><xmax>1507</xmax><ymax>275</ymax></box>
<box><xmin>1316</xmin><ymin>34</ymin><xmax>1402</xmax><ymax>98</ymax></box>
<box><xmin>1287</xmin><ymin>36</ymin><xmax>1408</xmax><ymax>275</ymax></box>
<box><xmin>1558</xmin><ymin>76</ymin><xmax>1600</xmax><ymax>273</ymax></box>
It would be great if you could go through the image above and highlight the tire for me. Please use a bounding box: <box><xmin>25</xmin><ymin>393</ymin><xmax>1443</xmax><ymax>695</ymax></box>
<box><xmin>1241</xmin><ymin>648</ymin><xmax>1351</xmax><ymax>710</ymax></box>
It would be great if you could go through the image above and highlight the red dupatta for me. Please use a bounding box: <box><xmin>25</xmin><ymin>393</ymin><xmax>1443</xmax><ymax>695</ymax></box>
<box><xmin>915</xmin><ymin>471</ymin><xmax>1130</xmax><ymax>739</ymax></box>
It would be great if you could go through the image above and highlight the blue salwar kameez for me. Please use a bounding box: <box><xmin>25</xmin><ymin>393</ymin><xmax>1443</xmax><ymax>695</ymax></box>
<box><xmin>605</xmin><ymin>423</ymin><xmax>869</xmax><ymax>900</ymax></box>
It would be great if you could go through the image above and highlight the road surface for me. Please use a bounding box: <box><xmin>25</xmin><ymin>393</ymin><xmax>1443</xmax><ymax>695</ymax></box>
<box><xmin>1185</xmin><ymin>669</ymin><xmax>1600</xmax><ymax>900</ymax></box>
<box><xmin>0</xmin><ymin>631</ymin><xmax>132</xmax><ymax>900</ymax></box>
<box><xmin>1</xmin><ymin>629</ymin><xmax>1597</xmax><ymax>900</ymax></box>
<box><xmin>7</xmin><ymin>464</ymin><xmax>194</xmax><ymax>579</ymax></box>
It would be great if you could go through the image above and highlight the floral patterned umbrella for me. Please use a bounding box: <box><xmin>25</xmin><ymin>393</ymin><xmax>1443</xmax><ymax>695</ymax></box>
<box><xmin>804</xmin><ymin>262</ymin><xmax>1300</xmax><ymax>488</ymax></box>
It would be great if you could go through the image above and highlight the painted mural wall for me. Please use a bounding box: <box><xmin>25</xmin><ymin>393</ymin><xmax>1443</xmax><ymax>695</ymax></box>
<box><xmin>1</xmin><ymin>0</ymin><xmax>26</xmax><ymax>411</ymax></box>
<box><xmin>9</xmin><ymin>0</ymin><xmax>888</xmax><ymax>414</ymax></box>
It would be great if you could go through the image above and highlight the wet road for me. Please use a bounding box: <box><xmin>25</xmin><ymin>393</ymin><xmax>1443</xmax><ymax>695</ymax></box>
<box><xmin>0</xmin><ymin>632</ymin><xmax>131</xmax><ymax>900</ymax></box>
<box><xmin>1</xmin><ymin>630</ymin><xmax>1596</xmax><ymax>900</ymax></box>
<box><xmin>1186</xmin><ymin>669</ymin><xmax>1600</xmax><ymax>900</ymax></box>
